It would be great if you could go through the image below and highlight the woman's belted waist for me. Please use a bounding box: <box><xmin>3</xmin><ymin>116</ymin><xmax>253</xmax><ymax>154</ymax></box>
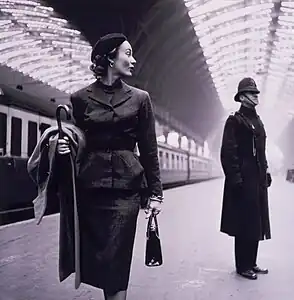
<box><xmin>77</xmin><ymin>143</ymin><xmax>147</xmax><ymax>190</ymax></box>
<box><xmin>86</xmin><ymin>142</ymin><xmax>136</xmax><ymax>152</ymax></box>
<box><xmin>94</xmin><ymin>146</ymin><xmax>135</xmax><ymax>152</ymax></box>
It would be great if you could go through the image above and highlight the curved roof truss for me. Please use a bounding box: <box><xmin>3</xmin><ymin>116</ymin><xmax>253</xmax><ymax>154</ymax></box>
<box><xmin>0</xmin><ymin>0</ymin><xmax>94</xmax><ymax>94</ymax></box>
<box><xmin>184</xmin><ymin>0</ymin><xmax>294</xmax><ymax>139</ymax></box>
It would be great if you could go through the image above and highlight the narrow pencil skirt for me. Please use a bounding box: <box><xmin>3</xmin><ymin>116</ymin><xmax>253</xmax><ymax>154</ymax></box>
<box><xmin>78</xmin><ymin>188</ymin><xmax>141</xmax><ymax>295</ymax></box>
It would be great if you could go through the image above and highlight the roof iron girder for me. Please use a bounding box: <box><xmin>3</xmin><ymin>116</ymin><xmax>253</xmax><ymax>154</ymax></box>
<box><xmin>136</xmin><ymin>27</ymin><xmax>202</xmax><ymax>75</ymax></box>
<box><xmin>130</xmin><ymin>0</ymin><xmax>176</xmax><ymax>47</ymax></box>
<box><xmin>134</xmin><ymin>25</ymin><xmax>195</xmax><ymax>76</ymax></box>
<box><xmin>140</xmin><ymin>36</ymin><xmax>206</xmax><ymax>81</ymax></box>
<box><xmin>154</xmin><ymin>59</ymin><xmax>210</xmax><ymax>96</ymax></box>
<box><xmin>0</xmin><ymin>1</ymin><xmax>93</xmax><ymax>94</ymax></box>
<box><xmin>202</xmin><ymin>26</ymin><xmax>279</xmax><ymax>68</ymax></box>
<box><xmin>259</xmin><ymin>1</ymin><xmax>282</xmax><ymax>93</ymax></box>
<box><xmin>134</xmin><ymin>3</ymin><xmax>189</xmax><ymax>74</ymax></box>
<box><xmin>155</xmin><ymin>73</ymin><xmax>213</xmax><ymax>120</ymax></box>
<box><xmin>207</xmin><ymin>45</ymin><xmax>269</xmax><ymax>67</ymax></box>
<box><xmin>184</xmin><ymin>1</ymin><xmax>292</xmax><ymax>113</ymax></box>
<box><xmin>141</xmin><ymin>50</ymin><xmax>207</xmax><ymax>94</ymax></box>
<box><xmin>152</xmin><ymin>57</ymin><xmax>210</xmax><ymax>100</ymax></box>
<box><xmin>160</xmin><ymin>67</ymin><xmax>211</xmax><ymax>101</ymax></box>
<box><xmin>154</xmin><ymin>106</ymin><xmax>204</xmax><ymax>143</ymax></box>
<box><xmin>140</xmin><ymin>39</ymin><xmax>205</xmax><ymax>88</ymax></box>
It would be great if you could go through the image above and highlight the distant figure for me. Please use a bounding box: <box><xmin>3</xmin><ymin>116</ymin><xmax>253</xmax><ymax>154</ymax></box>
<box><xmin>57</xmin><ymin>33</ymin><xmax>163</xmax><ymax>300</ymax></box>
<box><xmin>220</xmin><ymin>77</ymin><xmax>272</xmax><ymax>280</ymax></box>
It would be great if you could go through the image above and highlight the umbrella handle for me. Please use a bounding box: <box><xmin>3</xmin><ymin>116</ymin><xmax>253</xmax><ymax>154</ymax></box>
<box><xmin>56</xmin><ymin>104</ymin><xmax>71</xmax><ymax>138</ymax></box>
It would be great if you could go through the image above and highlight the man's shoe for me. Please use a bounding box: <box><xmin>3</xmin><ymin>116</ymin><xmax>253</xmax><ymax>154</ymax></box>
<box><xmin>252</xmin><ymin>266</ymin><xmax>268</xmax><ymax>274</ymax></box>
<box><xmin>237</xmin><ymin>269</ymin><xmax>258</xmax><ymax>280</ymax></box>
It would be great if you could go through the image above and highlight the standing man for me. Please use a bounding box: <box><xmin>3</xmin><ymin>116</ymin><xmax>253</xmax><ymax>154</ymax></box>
<box><xmin>220</xmin><ymin>77</ymin><xmax>272</xmax><ymax>280</ymax></box>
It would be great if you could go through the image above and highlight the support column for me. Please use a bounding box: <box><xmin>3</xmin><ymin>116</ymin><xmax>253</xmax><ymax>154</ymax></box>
<box><xmin>163</xmin><ymin>127</ymin><xmax>169</xmax><ymax>144</ymax></box>
<box><xmin>188</xmin><ymin>138</ymin><xmax>192</xmax><ymax>151</ymax></box>
<box><xmin>178</xmin><ymin>134</ymin><xmax>182</xmax><ymax>149</ymax></box>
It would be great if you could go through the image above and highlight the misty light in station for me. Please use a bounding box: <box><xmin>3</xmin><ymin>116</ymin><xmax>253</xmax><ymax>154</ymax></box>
<box><xmin>203</xmin><ymin>141</ymin><xmax>210</xmax><ymax>158</ymax></box>
<box><xmin>156</xmin><ymin>135</ymin><xmax>165</xmax><ymax>143</ymax></box>
<box><xmin>181</xmin><ymin>136</ymin><xmax>189</xmax><ymax>151</ymax></box>
<box><xmin>184</xmin><ymin>0</ymin><xmax>294</xmax><ymax>146</ymax></box>
<box><xmin>166</xmin><ymin>131</ymin><xmax>180</xmax><ymax>148</ymax></box>
<box><xmin>190</xmin><ymin>140</ymin><xmax>197</xmax><ymax>154</ymax></box>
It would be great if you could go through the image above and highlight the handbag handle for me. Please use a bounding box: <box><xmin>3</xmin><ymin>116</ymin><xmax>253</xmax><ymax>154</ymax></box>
<box><xmin>147</xmin><ymin>213</ymin><xmax>159</xmax><ymax>238</ymax></box>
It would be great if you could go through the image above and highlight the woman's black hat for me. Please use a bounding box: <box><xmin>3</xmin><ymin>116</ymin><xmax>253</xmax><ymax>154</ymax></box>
<box><xmin>91</xmin><ymin>33</ymin><xmax>127</xmax><ymax>62</ymax></box>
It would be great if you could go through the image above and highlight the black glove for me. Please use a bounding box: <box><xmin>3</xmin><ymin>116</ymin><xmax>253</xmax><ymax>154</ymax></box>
<box><xmin>266</xmin><ymin>173</ymin><xmax>272</xmax><ymax>187</ymax></box>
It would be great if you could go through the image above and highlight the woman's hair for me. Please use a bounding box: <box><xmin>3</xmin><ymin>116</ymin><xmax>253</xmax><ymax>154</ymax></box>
<box><xmin>90</xmin><ymin>48</ymin><xmax>119</xmax><ymax>78</ymax></box>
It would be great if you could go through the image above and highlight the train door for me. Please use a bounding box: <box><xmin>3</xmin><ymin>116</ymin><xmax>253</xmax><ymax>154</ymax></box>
<box><xmin>8</xmin><ymin>107</ymin><xmax>42</xmax><ymax>158</ymax></box>
<box><xmin>0</xmin><ymin>105</ymin><xmax>8</xmax><ymax>156</ymax></box>
<box><xmin>187</xmin><ymin>151</ymin><xmax>190</xmax><ymax>181</ymax></box>
<box><xmin>27</xmin><ymin>114</ymin><xmax>40</xmax><ymax>158</ymax></box>
<box><xmin>7</xmin><ymin>107</ymin><xmax>25</xmax><ymax>158</ymax></box>
<box><xmin>39</xmin><ymin>115</ymin><xmax>54</xmax><ymax>136</ymax></box>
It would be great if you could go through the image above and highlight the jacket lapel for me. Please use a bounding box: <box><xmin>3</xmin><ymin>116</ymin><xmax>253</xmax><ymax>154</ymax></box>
<box><xmin>86</xmin><ymin>82</ymin><xmax>112</xmax><ymax>108</ymax></box>
<box><xmin>111</xmin><ymin>81</ymin><xmax>132</xmax><ymax>108</ymax></box>
<box><xmin>86</xmin><ymin>80</ymin><xmax>132</xmax><ymax>108</ymax></box>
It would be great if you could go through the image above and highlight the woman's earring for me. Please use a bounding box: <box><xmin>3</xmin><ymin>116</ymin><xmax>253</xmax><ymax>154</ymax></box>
<box><xmin>109</xmin><ymin>61</ymin><xmax>114</xmax><ymax>68</ymax></box>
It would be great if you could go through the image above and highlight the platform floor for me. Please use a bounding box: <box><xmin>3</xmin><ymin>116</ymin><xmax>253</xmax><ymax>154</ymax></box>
<box><xmin>0</xmin><ymin>176</ymin><xmax>294</xmax><ymax>300</ymax></box>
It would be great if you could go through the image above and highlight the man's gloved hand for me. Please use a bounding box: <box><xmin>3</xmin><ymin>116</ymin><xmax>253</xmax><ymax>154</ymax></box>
<box><xmin>266</xmin><ymin>173</ymin><xmax>272</xmax><ymax>187</ymax></box>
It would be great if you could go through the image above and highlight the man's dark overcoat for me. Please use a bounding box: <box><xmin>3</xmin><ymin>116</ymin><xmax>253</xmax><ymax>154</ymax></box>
<box><xmin>220</xmin><ymin>106</ymin><xmax>271</xmax><ymax>240</ymax></box>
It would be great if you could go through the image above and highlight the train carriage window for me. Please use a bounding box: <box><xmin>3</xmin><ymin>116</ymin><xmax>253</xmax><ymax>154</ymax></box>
<box><xmin>165</xmin><ymin>152</ymin><xmax>169</xmax><ymax>169</ymax></box>
<box><xmin>0</xmin><ymin>112</ymin><xmax>7</xmax><ymax>155</ymax></box>
<box><xmin>171</xmin><ymin>154</ymin><xmax>175</xmax><ymax>169</ymax></box>
<box><xmin>40</xmin><ymin>123</ymin><xmax>51</xmax><ymax>135</ymax></box>
<box><xmin>195</xmin><ymin>161</ymin><xmax>198</xmax><ymax>169</ymax></box>
<box><xmin>28</xmin><ymin>121</ymin><xmax>38</xmax><ymax>156</ymax></box>
<box><xmin>181</xmin><ymin>156</ymin><xmax>184</xmax><ymax>170</ymax></box>
<box><xmin>176</xmin><ymin>155</ymin><xmax>179</xmax><ymax>170</ymax></box>
<box><xmin>11</xmin><ymin>116</ymin><xmax>22</xmax><ymax>156</ymax></box>
<box><xmin>159</xmin><ymin>150</ymin><xmax>163</xmax><ymax>168</ymax></box>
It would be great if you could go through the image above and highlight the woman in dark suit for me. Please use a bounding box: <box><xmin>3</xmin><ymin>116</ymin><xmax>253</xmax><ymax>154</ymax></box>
<box><xmin>57</xmin><ymin>33</ymin><xmax>163</xmax><ymax>300</ymax></box>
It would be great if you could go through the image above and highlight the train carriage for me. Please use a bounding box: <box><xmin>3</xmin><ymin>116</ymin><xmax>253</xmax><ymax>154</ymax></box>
<box><xmin>0</xmin><ymin>85</ymin><xmax>219</xmax><ymax>225</ymax></box>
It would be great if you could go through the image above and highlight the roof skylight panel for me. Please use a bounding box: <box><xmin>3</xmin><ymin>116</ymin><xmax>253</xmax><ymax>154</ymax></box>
<box><xmin>29</xmin><ymin>65</ymin><xmax>82</xmax><ymax>78</ymax></box>
<box><xmin>0</xmin><ymin>0</ymin><xmax>94</xmax><ymax>93</ymax></box>
<box><xmin>38</xmin><ymin>67</ymin><xmax>80</xmax><ymax>82</ymax></box>
<box><xmin>184</xmin><ymin>0</ymin><xmax>275</xmax><ymax>109</ymax></box>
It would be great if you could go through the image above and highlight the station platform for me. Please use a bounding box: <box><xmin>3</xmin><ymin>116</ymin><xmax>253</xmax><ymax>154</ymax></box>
<box><xmin>0</xmin><ymin>176</ymin><xmax>293</xmax><ymax>300</ymax></box>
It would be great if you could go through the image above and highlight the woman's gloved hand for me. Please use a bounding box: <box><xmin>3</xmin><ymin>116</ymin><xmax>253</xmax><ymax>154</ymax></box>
<box><xmin>57</xmin><ymin>136</ymin><xmax>70</xmax><ymax>155</ymax></box>
<box><xmin>144</xmin><ymin>195</ymin><xmax>164</xmax><ymax>219</ymax></box>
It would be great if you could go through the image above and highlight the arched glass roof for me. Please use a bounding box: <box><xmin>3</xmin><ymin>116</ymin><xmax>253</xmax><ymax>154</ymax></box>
<box><xmin>0</xmin><ymin>0</ymin><xmax>94</xmax><ymax>94</ymax></box>
<box><xmin>184</xmin><ymin>0</ymin><xmax>294</xmax><ymax>139</ymax></box>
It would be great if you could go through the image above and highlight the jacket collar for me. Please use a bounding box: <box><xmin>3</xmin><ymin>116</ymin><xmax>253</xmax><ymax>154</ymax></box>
<box><xmin>239</xmin><ymin>105</ymin><xmax>257</xmax><ymax>117</ymax></box>
<box><xmin>86</xmin><ymin>79</ymin><xmax>132</xmax><ymax>108</ymax></box>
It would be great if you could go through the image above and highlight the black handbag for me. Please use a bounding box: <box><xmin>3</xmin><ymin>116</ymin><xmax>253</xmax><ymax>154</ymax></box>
<box><xmin>145</xmin><ymin>213</ymin><xmax>163</xmax><ymax>267</ymax></box>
